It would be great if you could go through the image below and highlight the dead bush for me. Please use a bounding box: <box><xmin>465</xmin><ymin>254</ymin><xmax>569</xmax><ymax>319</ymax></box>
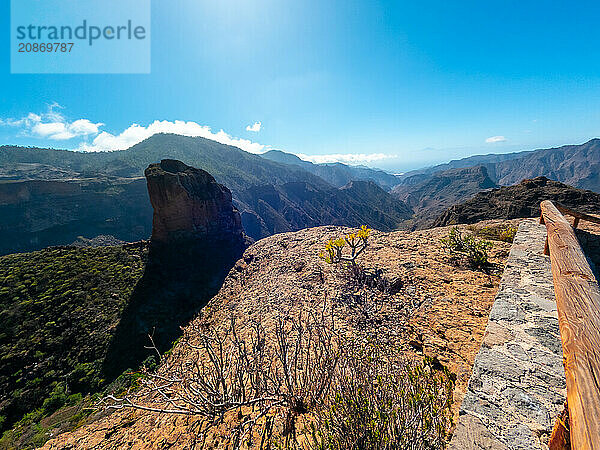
<box><xmin>102</xmin><ymin>306</ymin><xmax>340</xmax><ymax>449</ymax></box>
<box><xmin>308</xmin><ymin>342</ymin><xmax>455</xmax><ymax>450</ymax></box>
<box><xmin>102</xmin><ymin>305</ymin><xmax>455</xmax><ymax>449</ymax></box>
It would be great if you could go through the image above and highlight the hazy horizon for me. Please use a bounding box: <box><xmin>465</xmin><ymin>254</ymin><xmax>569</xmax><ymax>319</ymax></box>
<box><xmin>3</xmin><ymin>1</ymin><xmax>600</xmax><ymax>171</ymax></box>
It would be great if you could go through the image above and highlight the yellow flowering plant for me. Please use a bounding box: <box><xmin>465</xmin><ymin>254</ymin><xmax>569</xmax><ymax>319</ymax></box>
<box><xmin>319</xmin><ymin>225</ymin><xmax>371</xmax><ymax>265</ymax></box>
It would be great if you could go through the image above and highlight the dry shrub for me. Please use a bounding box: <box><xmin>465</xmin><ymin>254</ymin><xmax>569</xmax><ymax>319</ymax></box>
<box><xmin>470</xmin><ymin>224</ymin><xmax>517</xmax><ymax>243</ymax></box>
<box><xmin>102</xmin><ymin>303</ymin><xmax>454</xmax><ymax>449</ymax></box>
<box><xmin>103</xmin><ymin>306</ymin><xmax>339</xmax><ymax>449</ymax></box>
<box><xmin>309</xmin><ymin>342</ymin><xmax>454</xmax><ymax>450</ymax></box>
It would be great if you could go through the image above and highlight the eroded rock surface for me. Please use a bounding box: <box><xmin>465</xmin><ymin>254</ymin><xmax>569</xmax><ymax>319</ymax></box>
<box><xmin>145</xmin><ymin>159</ymin><xmax>245</xmax><ymax>244</ymax></box>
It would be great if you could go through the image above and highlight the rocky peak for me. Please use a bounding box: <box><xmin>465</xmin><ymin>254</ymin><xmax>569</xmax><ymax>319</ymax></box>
<box><xmin>520</xmin><ymin>176</ymin><xmax>549</xmax><ymax>188</ymax></box>
<box><xmin>102</xmin><ymin>161</ymin><xmax>249</xmax><ymax>381</ymax></box>
<box><xmin>433</xmin><ymin>176</ymin><xmax>600</xmax><ymax>226</ymax></box>
<box><xmin>145</xmin><ymin>159</ymin><xmax>245</xmax><ymax>244</ymax></box>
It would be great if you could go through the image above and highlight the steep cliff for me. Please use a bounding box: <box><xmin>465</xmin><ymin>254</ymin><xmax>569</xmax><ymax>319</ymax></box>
<box><xmin>102</xmin><ymin>160</ymin><xmax>250</xmax><ymax>380</ymax></box>
<box><xmin>433</xmin><ymin>177</ymin><xmax>600</xmax><ymax>226</ymax></box>
<box><xmin>0</xmin><ymin>178</ymin><xmax>152</xmax><ymax>255</ymax></box>
<box><xmin>236</xmin><ymin>179</ymin><xmax>412</xmax><ymax>240</ymax></box>
<box><xmin>0</xmin><ymin>161</ymin><xmax>253</xmax><ymax>449</ymax></box>
<box><xmin>144</xmin><ymin>159</ymin><xmax>246</xmax><ymax>244</ymax></box>
<box><xmin>0</xmin><ymin>135</ymin><xmax>413</xmax><ymax>254</ymax></box>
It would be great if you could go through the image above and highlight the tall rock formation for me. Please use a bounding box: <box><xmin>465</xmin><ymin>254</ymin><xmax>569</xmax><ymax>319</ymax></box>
<box><xmin>103</xmin><ymin>160</ymin><xmax>249</xmax><ymax>379</ymax></box>
<box><xmin>145</xmin><ymin>159</ymin><xmax>245</xmax><ymax>244</ymax></box>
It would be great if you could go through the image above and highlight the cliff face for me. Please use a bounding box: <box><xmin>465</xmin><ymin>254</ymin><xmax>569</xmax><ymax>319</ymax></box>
<box><xmin>102</xmin><ymin>161</ymin><xmax>249</xmax><ymax>380</ymax></box>
<box><xmin>391</xmin><ymin>166</ymin><xmax>498</xmax><ymax>229</ymax></box>
<box><xmin>236</xmin><ymin>180</ymin><xmax>412</xmax><ymax>240</ymax></box>
<box><xmin>0</xmin><ymin>136</ymin><xmax>414</xmax><ymax>254</ymax></box>
<box><xmin>433</xmin><ymin>176</ymin><xmax>600</xmax><ymax>227</ymax></box>
<box><xmin>491</xmin><ymin>139</ymin><xmax>600</xmax><ymax>192</ymax></box>
<box><xmin>0</xmin><ymin>179</ymin><xmax>152</xmax><ymax>255</ymax></box>
<box><xmin>145</xmin><ymin>159</ymin><xmax>245</xmax><ymax>244</ymax></box>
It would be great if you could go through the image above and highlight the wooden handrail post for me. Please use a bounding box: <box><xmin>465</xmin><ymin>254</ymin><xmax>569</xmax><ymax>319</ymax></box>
<box><xmin>549</xmin><ymin>401</ymin><xmax>570</xmax><ymax>450</ymax></box>
<box><xmin>554</xmin><ymin>202</ymin><xmax>600</xmax><ymax>226</ymax></box>
<box><xmin>541</xmin><ymin>200</ymin><xmax>600</xmax><ymax>450</ymax></box>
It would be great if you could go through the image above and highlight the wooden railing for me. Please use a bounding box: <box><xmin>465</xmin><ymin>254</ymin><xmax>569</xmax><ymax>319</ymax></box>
<box><xmin>540</xmin><ymin>200</ymin><xmax>600</xmax><ymax>450</ymax></box>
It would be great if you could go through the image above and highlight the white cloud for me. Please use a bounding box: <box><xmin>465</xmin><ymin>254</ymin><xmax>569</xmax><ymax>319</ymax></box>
<box><xmin>79</xmin><ymin>120</ymin><xmax>268</xmax><ymax>153</ymax></box>
<box><xmin>0</xmin><ymin>109</ymin><xmax>394</xmax><ymax>164</ymax></box>
<box><xmin>69</xmin><ymin>119</ymin><xmax>102</xmax><ymax>135</ymax></box>
<box><xmin>0</xmin><ymin>106</ymin><xmax>268</xmax><ymax>154</ymax></box>
<box><xmin>296</xmin><ymin>153</ymin><xmax>395</xmax><ymax>165</ymax></box>
<box><xmin>0</xmin><ymin>105</ymin><xmax>102</xmax><ymax>141</ymax></box>
<box><xmin>485</xmin><ymin>135</ymin><xmax>507</xmax><ymax>143</ymax></box>
<box><xmin>246</xmin><ymin>121</ymin><xmax>262</xmax><ymax>132</ymax></box>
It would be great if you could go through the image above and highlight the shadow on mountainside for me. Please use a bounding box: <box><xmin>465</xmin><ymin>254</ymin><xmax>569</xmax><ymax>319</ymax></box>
<box><xmin>101</xmin><ymin>237</ymin><xmax>244</xmax><ymax>381</ymax></box>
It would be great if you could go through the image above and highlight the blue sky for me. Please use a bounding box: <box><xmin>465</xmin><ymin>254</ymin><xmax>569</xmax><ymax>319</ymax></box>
<box><xmin>2</xmin><ymin>0</ymin><xmax>600</xmax><ymax>171</ymax></box>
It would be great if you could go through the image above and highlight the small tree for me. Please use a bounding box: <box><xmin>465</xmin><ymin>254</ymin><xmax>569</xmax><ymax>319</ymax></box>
<box><xmin>320</xmin><ymin>226</ymin><xmax>371</xmax><ymax>265</ymax></box>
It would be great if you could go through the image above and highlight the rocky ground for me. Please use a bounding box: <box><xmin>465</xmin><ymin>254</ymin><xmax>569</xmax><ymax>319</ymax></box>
<box><xmin>42</xmin><ymin>220</ymin><xmax>520</xmax><ymax>449</ymax></box>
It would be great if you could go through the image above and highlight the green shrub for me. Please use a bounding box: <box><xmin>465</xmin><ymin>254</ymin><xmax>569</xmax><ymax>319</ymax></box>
<box><xmin>310</xmin><ymin>343</ymin><xmax>454</xmax><ymax>450</ymax></box>
<box><xmin>0</xmin><ymin>244</ymin><xmax>147</xmax><ymax>445</ymax></box>
<box><xmin>41</xmin><ymin>384</ymin><xmax>68</xmax><ymax>416</ymax></box>
<box><xmin>441</xmin><ymin>227</ymin><xmax>493</xmax><ymax>269</ymax></box>
<box><xmin>67</xmin><ymin>393</ymin><xmax>83</xmax><ymax>406</ymax></box>
<box><xmin>499</xmin><ymin>225</ymin><xmax>517</xmax><ymax>243</ymax></box>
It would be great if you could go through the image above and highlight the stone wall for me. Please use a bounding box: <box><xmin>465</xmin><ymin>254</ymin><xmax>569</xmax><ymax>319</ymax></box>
<box><xmin>449</xmin><ymin>219</ymin><xmax>566</xmax><ymax>449</ymax></box>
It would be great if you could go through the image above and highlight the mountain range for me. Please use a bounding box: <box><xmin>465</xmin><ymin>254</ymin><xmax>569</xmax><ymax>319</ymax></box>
<box><xmin>397</xmin><ymin>138</ymin><xmax>600</xmax><ymax>192</ymax></box>
<box><xmin>0</xmin><ymin>134</ymin><xmax>411</xmax><ymax>252</ymax></box>
<box><xmin>1</xmin><ymin>134</ymin><xmax>600</xmax><ymax>448</ymax></box>
<box><xmin>260</xmin><ymin>149</ymin><xmax>401</xmax><ymax>190</ymax></box>
<box><xmin>433</xmin><ymin>176</ymin><xmax>600</xmax><ymax>227</ymax></box>
<box><xmin>391</xmin><ymin>166</ymin><xmax>498</xmax><ymax>228</ymax></box>
<box><xmin>1</xmin><ymin>135</ymin><xmax>599</xmax><ymax>254</ymax></box>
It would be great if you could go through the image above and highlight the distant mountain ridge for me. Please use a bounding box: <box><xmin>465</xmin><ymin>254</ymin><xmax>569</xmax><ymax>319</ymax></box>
<box><xmin>0</xmin><ymin>134</ymin><xmax>412</xmax><ymax>251</ymax></box>
<box><xmin>397</xmin><ymin>139</ymin><xmax>600</xmax><ymax>193</ymax></box>
<box><xmin>236</xmin><ymin>180</ymin><xmax>412</xmax><ymax>239</ymax></box>
<box><xmin>261</xmin><ymin>149</ymin><xmax>400</xmax><ymax>190</ymax></box>
<box><xmin>2</xmin><ymin>134</ymin><xmax>600</xmax><ymax>252</ymax></box>
<box><xmin>433</xmin><ymin>176</ymin><xmax>600</xmax><ymax>227</ymax></box>
<box><xmin>391</xmin><ymin>166</ymin><xmax>498</xmax><ymax>229</ymax></box>
<box><xmin>490</xmin><ymin>139</ymin><xmax>600</xmax><ymax>190</ymax></box>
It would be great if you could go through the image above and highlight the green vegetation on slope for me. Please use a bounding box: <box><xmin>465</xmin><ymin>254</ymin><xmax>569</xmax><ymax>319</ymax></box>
<box><xmin>0</xmin><ymin>134</ymin><xmax>330</xmax><ymax>193</ymax></box>
<box><xmin>0</xmin><ymin>244</ymin><xmax>148</xmax><ymax>445</ymax></box>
